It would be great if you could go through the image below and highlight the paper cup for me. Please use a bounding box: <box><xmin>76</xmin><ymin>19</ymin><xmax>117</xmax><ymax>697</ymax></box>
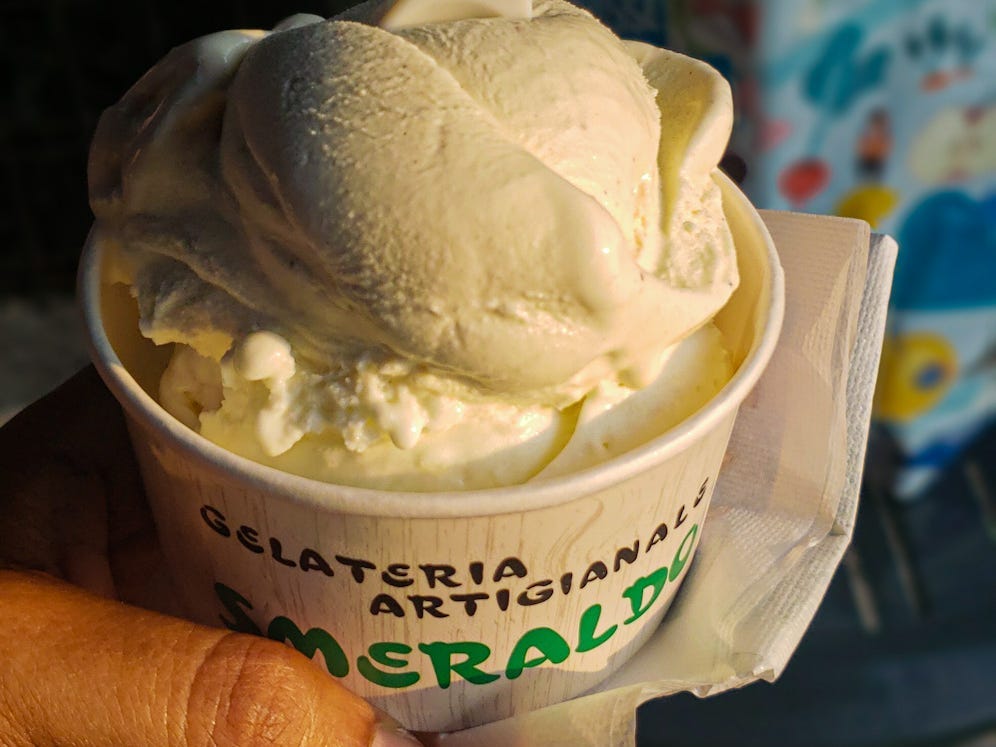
<box><xmin>79</xmin><ymin>174</ymin><xmax>783</xmax><ymax>732</ymax></box>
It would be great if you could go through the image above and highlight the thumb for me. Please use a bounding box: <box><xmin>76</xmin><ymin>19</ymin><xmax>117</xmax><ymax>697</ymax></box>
<box><xmin>0</xmin><ymin>571</ymin><xmax>422</xmax><ymax>747</ymax></box>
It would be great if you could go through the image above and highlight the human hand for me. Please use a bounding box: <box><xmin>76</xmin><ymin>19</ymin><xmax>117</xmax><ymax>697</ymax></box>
<box><xmin>0</xmin><ymin>366</ymin><xmax>424</xmax><ymax>746</ymax></box>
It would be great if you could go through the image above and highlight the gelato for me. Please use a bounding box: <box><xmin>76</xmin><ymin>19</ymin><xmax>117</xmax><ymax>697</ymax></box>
<box><xmin>88</xmin><ymin>0</ymin><xmax>738</xmax><ymax>490</ymax></box>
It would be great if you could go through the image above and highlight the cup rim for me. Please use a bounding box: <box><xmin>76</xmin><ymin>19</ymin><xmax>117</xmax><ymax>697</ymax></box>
<box><xmin>78</xmin><ymin>172</ymin><xmax>784</xmax><ymax>518</ymax></box>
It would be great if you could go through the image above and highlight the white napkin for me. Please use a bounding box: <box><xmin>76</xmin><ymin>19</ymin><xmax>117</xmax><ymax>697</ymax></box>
<box><xmin>435</xmin><ymin>213</ymin><xmax>898</xmax><ymax>746</ymax></box>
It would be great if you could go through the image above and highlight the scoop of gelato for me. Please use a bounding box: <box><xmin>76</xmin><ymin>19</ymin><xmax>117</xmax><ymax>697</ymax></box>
<box><xmin>89</xmin><ymin>0</ymin><xmax>738</xmax><ymax>489</ymax></box>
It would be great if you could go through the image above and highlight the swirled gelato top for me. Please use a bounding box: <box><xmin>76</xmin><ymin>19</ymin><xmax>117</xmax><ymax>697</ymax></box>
<box><xmin>88</xmin><ymin>0</ymin><xmax>740</xmax><ymax>490</ymax></box>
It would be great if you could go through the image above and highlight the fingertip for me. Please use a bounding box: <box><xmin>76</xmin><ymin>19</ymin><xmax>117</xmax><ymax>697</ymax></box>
<box><xmin>184</xmin><ymin>633</ymin><xmax>388</xmax><ymax>747</ymax></box>
<box><xmin>372</xmin><ymin>723</ymin><xmax>427</xmax><ymax>747</ymax></box>
<box><xmin>0</xmin><ymin>573</ymin><xmax>397</xmax><ymax>747</ymax></box>
<box><xmin>370</xmin><ymin>708</ymin><xmax>426</xmax><ymax>747</ymax></box>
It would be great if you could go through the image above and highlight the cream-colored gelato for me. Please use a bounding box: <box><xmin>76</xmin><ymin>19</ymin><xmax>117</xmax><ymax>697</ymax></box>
<box><xmin>88</xmin><ymin>0</ymin><xmax>738</xmax><ymax>490</ymax></box>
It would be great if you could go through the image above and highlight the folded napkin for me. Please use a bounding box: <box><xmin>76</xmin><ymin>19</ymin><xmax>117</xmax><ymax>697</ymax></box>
<box><xmin>437</xmin><ymin>213</ymin><xmax>898</xmax><ymax>746</ymax></box>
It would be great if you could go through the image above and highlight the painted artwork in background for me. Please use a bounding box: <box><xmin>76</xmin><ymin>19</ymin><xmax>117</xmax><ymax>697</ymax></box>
<box><xmin>580</xmin><ymin>0</ymin><xmax>996</xmax><ymax>498</ymax></box>
<box><xmin>585</xmin><ymin>0</ymin><xmax>996</xmax><ymax>498</ymax></box>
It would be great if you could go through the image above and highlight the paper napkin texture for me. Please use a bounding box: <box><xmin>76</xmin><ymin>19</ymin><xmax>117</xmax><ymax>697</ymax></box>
<box><xmin>437</xmin><ymin>213</ymin><xmax>898</xmax><ymax>746</ymax></box>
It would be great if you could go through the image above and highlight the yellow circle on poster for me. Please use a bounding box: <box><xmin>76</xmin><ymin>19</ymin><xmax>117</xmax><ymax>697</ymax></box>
<box><xmin>836</xmin><ymin>185</ymin><xmax>899</xmax><ymax>228</ymax></box>
<box><xmin>874</xmin><ymin>332</ymin><xmax>958</xmax><ymax>422</ymax></box>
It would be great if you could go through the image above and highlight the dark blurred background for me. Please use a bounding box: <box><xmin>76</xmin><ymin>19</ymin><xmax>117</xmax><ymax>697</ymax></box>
<box><xmin>0</xmin><ymin>0</ymin><xmax>360</xmax><ymax>297</ymax></box>
<box><xmin>1</xmin><ymin>1</ymin><xmax>994</xmax><ymax>745</ymax></box>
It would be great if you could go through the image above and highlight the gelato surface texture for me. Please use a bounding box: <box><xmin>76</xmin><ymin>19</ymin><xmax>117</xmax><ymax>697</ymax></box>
<box><xmin>88</xmin><ymin>0</ymin><xmax>739</xmax><ymax>490</ymax></box>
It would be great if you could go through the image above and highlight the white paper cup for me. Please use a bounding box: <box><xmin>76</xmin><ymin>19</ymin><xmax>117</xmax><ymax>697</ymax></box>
<box><xmin>79</xmin><ymin>174</ymin><xmax>783</xmax><ymax>732</ymax></box>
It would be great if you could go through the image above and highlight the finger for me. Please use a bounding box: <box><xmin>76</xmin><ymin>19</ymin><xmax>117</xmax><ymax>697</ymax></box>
<box><xmin>0</xmin><ymin>368</ymin><xmax>123</xmax><ymax>586</ymax></box>
<box><xmin>0</xmin><ymin>366</ymin><xmax>161</xmax><ymax>603</ymax></box>
<box><xmin>0</xmin><ymin>571</ymin><xmax>424</xmax><ymax>747</ymax></box>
